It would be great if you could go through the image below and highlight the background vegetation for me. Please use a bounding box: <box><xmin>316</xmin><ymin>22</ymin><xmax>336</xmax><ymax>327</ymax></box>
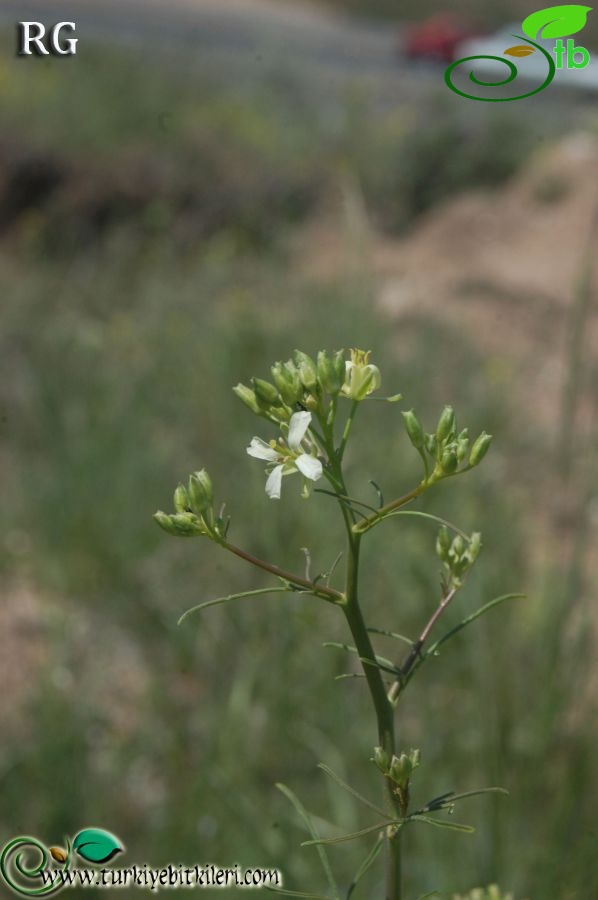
<box><xmin>0</xmin><ymin>11</ymin><xmax>596</xmax><ymax>899</ymax></box>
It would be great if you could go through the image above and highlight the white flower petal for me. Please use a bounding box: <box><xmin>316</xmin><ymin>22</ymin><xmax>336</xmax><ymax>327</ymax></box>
<box><xmin>265</xmin><ymin>464</ymin><xmax>284</xmax><ymax>499</ymax></box>
<box><xmin>247</xmin><ymin>437</ymin><xmax>279</xmax><ymax>462</ymax></box>
<box><xmin>295</xmin><ymin>454</ymin><xmax>323</xmax><ymax>482</ymax></box>
<box><xmin>288</xmin><ymin>411</ymin><xmax>312</xmax><ymax>451</ymax></box>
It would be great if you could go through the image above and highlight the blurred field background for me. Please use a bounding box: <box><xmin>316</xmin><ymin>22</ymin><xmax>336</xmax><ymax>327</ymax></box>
<box><xmin>1</xmin><ymin>1</ymin><xmax>597</xmax><ymax>897</ymax></box>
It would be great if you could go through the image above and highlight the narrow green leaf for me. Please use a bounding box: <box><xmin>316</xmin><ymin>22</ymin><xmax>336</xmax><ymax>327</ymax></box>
<box><xmin>411</xmin><ymin>815</ymin><xmax>475</xmax><ymax>834</ymax></box>
<box><xmin>367</xmin><ymin>627</ymin><xmax>414</xmax><ymax>646</ymax></box>
<box><xmin>417</xmin><ymin>892</ymin><xmax>442</xmax><ymax>899</ymax></box>
<box><xmin>302</xmin><ymin>820</ymin><xmax>396</xmax><ymax>847</ymax></box>
<box><xmin>425</xmin><ymin>594</ymin><xmax>526</xmax><ymax>657</ymax></box>
<box><xmin>445</xmin><ymin>787</ymin><xmax>509</xmax><ymax>805</ymax></box>
<box><xmin>178</xmin><ymin>587</ymin><xmax>292</xmax><ymax>624</ymax></box>
<box><xmin>317</xmin><ymin>764</ymin><xmax>392</xmax><ymax>820</ymax></box>
<box><xmin>376</xmin><ymin>509</ymin><xmax>470</xmax><ymax>540</ymax></box>
<box><xmin>324</xmin><ymin>643</ymin><xmax>398</xmax><ymax>672</ymax></box>
<box><xmin>346</xmin><ymin>835</ymin><xmax>384</xmax><ymax>899</ymax></box>
<box><xmin>276</xmin><ymin>784</ymin><xmax>340</xmax><ymax>900</ymax></box>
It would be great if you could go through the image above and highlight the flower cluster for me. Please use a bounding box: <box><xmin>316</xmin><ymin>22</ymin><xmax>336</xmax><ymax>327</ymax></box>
<box><xmin>154</xmin><ymin>470</ymin><xmax>228</xmax><ymax>541</ymax></box>
<box><xmin>402</xmin><ymin>405</ymin><xmax>492</xmax><ymax>484</ymax></box>
<box><xmin>436</xmin><ymin>527</ymin><xmax>482</xmax><ymax>587</ymax></box>
<box><xmin>236</xmin><ymin>348</ymin><xmax>381</xmax><ymax>499</ymax></box>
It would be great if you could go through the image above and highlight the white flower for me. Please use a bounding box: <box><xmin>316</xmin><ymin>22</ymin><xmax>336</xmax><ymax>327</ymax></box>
<box><xmin>247</xmin><ymin>411</ymin><xmax>323</xmax><ymax>499</ymax></box>
<box><xmin>342</xmin><ymin>349</ymin><xmax>381</xmax><ymax>401</ymax></box>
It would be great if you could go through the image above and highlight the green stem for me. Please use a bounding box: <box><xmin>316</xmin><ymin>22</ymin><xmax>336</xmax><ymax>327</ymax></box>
<box><xmin>353</xmin><ymin>482</ymin><xmax>428</xmax><ymax>535</ymax></box>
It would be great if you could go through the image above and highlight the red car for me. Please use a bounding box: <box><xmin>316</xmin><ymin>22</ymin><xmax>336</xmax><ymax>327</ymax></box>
<box><xmin>403</xmin><ymin>14</ymin><xmax>481</xmax><ymax>63</ymax></box>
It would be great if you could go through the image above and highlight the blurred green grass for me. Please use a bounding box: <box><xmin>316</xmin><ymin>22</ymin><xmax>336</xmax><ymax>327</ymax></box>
<box><xmin>0</xmin><ymin>32</ymin><xmax>596</xmax><ymax>900</ymax></box>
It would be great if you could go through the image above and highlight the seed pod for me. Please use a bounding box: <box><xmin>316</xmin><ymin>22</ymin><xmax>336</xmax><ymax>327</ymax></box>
<box><xmin>402</xmin><ymin>409</ymin><xmax>425</xmax><ymax>450</ymax></box>
<box><xmin>50</xmin><ymin>847</ymin><xmax>68</xmax><ymax>864</ymax></box>
<box><xmin>188</xmin><ymin>470</ymin><xmax>213</xmax><ymax>516</ymax></box>
<box><xmin>470</xmin><ymin>432</ymin><xmax>493</xmax><ymax>466</ymax></box>
<box><xmin>173</xmin><ymin>483</ymin><xmax>190</xmax><ymax>513</ymax></box>
<box><xmin>436</xmin><ymin>406</ymin><xmax>456</xmax><ymax>442</ymax></box>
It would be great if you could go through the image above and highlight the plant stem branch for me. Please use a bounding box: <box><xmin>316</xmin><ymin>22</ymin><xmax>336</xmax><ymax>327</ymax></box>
<box><xmin>352</xmin><ymin>482</ymin><xmax>428</xmax><ymax>535</ymax></box>
<box><xmin>388</xmin><ymin>587</ymin><xmax>457</xmax><ymax>704</ymax></box>
<box><xmin>220</xmin><ymin>540</ymin><xmax>344</xmax><ymax>605</ymax></box>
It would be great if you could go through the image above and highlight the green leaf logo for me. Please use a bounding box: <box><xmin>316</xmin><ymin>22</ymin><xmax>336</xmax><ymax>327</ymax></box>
<box><xmin>522</xmin><ymin>4</ymin><xmax>592</xmax><ymax>39</ymax></box>
<box><xmin>72</xmin><ymin>828</ymin><xmax>123</xmax><ymax>864</ymax></box>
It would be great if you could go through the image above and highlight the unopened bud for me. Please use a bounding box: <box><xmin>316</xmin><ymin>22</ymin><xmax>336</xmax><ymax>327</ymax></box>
<box><xmin>317</xmin><ymin>350</ymin><xmax>342</xmax><ymax>395</ymax></box>
<box><xmin>436</xmin><ymin>406</ymin><xmax>456</xmax><ymax>443</ymax></box>
<box><xmin>173</xmin><ymin>484</ymin><xmax>190</xmax><ymax>513</ymax></box>
<box><xmin>372</xmin><ymin>745</ymin><xmax>390</xmax><ymax>774</ymax></box>
<box><xmin>441</xmin><ymin>447</ymin><xmax>459</xmax><ymax>474</ymax></box>
<box><xmin>469</xmin><ymin>432</ymin><xmax>493</xmax><ymax>467</ymax></box>
<box><xmin>436</xmin><ymin>526</ymin><xmax>451</xmax><ymax>562</ymax></box>
<box><xmin>333</xmin><ymin>350</ymin><xmax>346</xmax><ymax>386</ymax></box>
<box><xmin>154</xmin><ymin>511</ymin><xmax>204</xmax><ymax>537</ymax></box>
<box><xmin>188</xmin><ymin>470</ymin><xmax>213</xmax><ymax>515</ymax></box>
<box><xmin>293</xmin><ymin>350</ymin><xmax>318</xmax><ymax>392</ymax></box>
<box><xmin>252</xmin><ymin>378</ymin><xmax>280</xmax><ymax>409</ymax></box>
<box><xmin>50</xmin><ymin>847</ymin><xmax>68</xmax><ymax>864</ymax></box>
<box><xmin>271</xmin><ymin>361</ymin><xmax>302</xmax><ymax>405</ymax></box>
<box><xmin>233</xmin><ymin>383</ymin><xmax>261</xmax><ymax>415</ymax></box>
<box><xmin>402</xmin><ymin>409</ymin><xmax>425</xmax><ymax>450</ymax></box>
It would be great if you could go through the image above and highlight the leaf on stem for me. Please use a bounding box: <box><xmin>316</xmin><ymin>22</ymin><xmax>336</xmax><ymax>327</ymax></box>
<box><xmin>425</xmin><ymin>594</ymin><xmax>527</xmax><ymax>658</ymax></box>
<box><xmin>317</xmin><ymin>763</ymin><xmax>392</xmax><ymax>820</ymax></box>
<box><xmin>367</xmin><ymin>627</ymin><xmax>414</xmax><ymax>647</ymax></box>
<box><xmin>302</xmin><ymin>820</ymin><xmax>398</xmax><ymax>847</ymax></box>
<box><xmin>178</xmin><ymin>587</ymin><xmax>294</xmax><ymax>624</ymax></box>
<box><xmin>346</xmin><ymin>835</ymin><xmax>384</xmax><ymax>899</ymax></box>
<box><xmin>380</xmin><ymin>509</ymin><xmax>471</xmax><ymax>540</ymax></box>
<box><xmin>276</xmin><ymin>784</ymin><xmax>340</xmax><ymax>900</ymax></box>
<box><xmin>410</xmin><ymin>814</ymin><xmax>475</xmax><ymax>834</ymax></box>
<box><xmin>369</xmin><ymin>480</ymin><xmax>385</xmax><ymax>508</ymax></box>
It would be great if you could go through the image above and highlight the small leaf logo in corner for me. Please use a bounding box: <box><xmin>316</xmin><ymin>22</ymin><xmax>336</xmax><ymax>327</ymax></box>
<box><xmin>522</xmin><ymin>4</ymin><xmax>592</xmax><ymax>40</ymax></box>
<box><xmin>72</xmin><ymin>828</ymin><xmax>123</xmax><ymax>864</ymax></box>
<box><xmin>504</xmin><ymin>45</ymin><xmax>537</xmax><ymax>56</ymax></box>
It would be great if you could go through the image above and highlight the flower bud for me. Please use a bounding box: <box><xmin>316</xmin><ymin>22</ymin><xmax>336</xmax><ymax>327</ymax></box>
<box><xmin>271</xmin><ymin>361</ymin><xmax>302</xmax><ymax>405</ymax></box>
<box><xmin>154</xmin><ymin>511</ymin><xmax>204</xmax><ymax>537</ymax></box>
<box><xmin>389</xmin><ymin>752</ymin><xmax>416</xmax><ymax>788</ymax></box>
<box><xmin>293</xmin><ymin>350</ymin><xmax>318</xmax><ymax>392</ymax></box>
<box><xmin>252</xmin><ymin>378</ymin><xmax>281</xmax><ymax>409</ymax></box>
<box><xmin>436</xmin><ymin>525</ymin><xmax>451</xmax><ymax>562</ymax></box>
<box><xmin>402</xmin><ymin>409</ymin><xmax>425</xmax><ymax>450</ymax></box>
<box><xmin>457</xmin><ymin>430</ymin><xmax>470</xmax><ymax>463</ymax></box>
<box><xmin>173</xmin><ymin>483</ymin><xmax>190</xmax><ymax>513</ymax></box>
<box><xmin>436</xmin><ymin>406</ymin><xmax>456</xmax><ymax>443</ymax></box>
<box><xmin>233</xmin><ymin>383</ymin><xmax>261</xmax><ymax>415</ymax></box>
<box><xmin>317</xmin><ymin>350</ymin><xmax>342</xmax><ymax>395</ymax></box>
<box><xmin>372</xmin><ymin>745</ymin><xmax>390</xmax><ymax>774</ymax></box>
<box><xmin>470</xmin><ymin>432</ymin><xmax>493</xmax><ymax>467</ymax></box>
<box><xmin>467</xmin><ymin>531</ymin><xmax>482</xmax><ymax>563</ymax></box>
<box><xmin>188</xmin><ymin>470</ymin><xmax>213</xmax><ymax>516</ymax></box>
<box><xmin>451</xmin><ymin>535</ymin><xmax>465</xmax><ymax>558</ymax></box>
<box><xmin>424</xmin><ymin>433</ymin><xmax>437</xmax><ymax>456</ymax></box>
<box><xmin>440</xmin><ymin>447</ymin><xmax>459</xmax><ymax>474</ymax></box>
<box><xmin>333</xmin><ymin>350</ymin><xmax>346</xmax><ymax>386</ymax></box>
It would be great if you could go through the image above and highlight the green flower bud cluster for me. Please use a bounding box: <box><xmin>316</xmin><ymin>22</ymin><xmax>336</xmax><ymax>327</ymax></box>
<box><xmin>436</xmin><ymin>527</ymin><xmax>482</xmax><ymax>584</ymax></box>
<box><xmin>453</xmin><ymin>887</ymin><xmax>513</xmax><ymax>900</ymax></box>
<box><xmin>402</xmin><ymin>406</ymin><xmax>492</xmax><ymax>484</ymax></box>
<box><xmin>372</xmin><ymin>746</ymin><xmax>421</xmax><ymax>789</ymax></box>
<box><xmin>154</xmin><ymin>469</ymin><xmax>227</xmax><ymax>541</ymax></box>
<box><xmin>372</xmin><ymin>746</ymin><xmax>421</xmax><ymax>816</ymax></box>
<box><xmin>234</xmin><ymin>349</ymin><xmax>349</xmax><ymax>423</ymax></box>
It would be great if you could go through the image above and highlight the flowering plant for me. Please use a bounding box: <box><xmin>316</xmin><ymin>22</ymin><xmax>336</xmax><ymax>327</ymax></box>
<box><xmin>155</xmin><ymin>349</ymin><xmax>521</xmax><ymax>899</ymax></box>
